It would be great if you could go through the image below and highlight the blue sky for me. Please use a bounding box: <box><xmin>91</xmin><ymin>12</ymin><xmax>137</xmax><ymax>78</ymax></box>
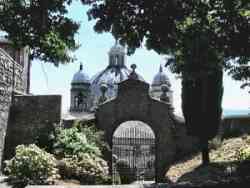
<box><xmin>30</xmin><ymin>1</ymin><xmax>249</xmax><ymax>116</ymax></box>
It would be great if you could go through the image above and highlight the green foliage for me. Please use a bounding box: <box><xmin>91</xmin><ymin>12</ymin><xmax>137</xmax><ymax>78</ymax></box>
<box><xmin>236</xmin><ymin>144</ymin><xmax>250</xmax><ymax>176</ymax></box>
<box><xmin>182</xmin><ymin>68</ymin><xmax>223</xmax><ymax>140</ymax></box>
<box><xmin>79</xmin><ymin>123</ymin><xmax>107</xmax><ymax>152</ymax></box>
<box><xmin>237</xmin><ymin>146</ymin><xmax>250</xmax><ymax>161</ymax></box>
<box><xmin>59</xmin><ymin>153</ymin><xmax>110</xmax><ymax>184</ymax></box>
<box><xmin>4</xmin><ymin>124</ymin><xmax>110</xmax><ymax>185</ymax></box>
<box><xmin>182</xmin><ymin>66</ymin><xmax>223</xmax><ymax>164</ymax></box>
<box><xmin>35</xmin><ymin>124</ymin><xmax>56</xmax><ymax>154</ymax></box>
<box><xmin>0</xmin><ymin>0</ymin><xmax>79</xmax><ymax>64</ymax></box>
<box><xmin>53</xmin><ymin>126</ymin><xmax>101</xmax><ymax>157</ymax></box>
<box><xmin>82</xmin><ymin>0</ymin><xmax>250</xmax><ymax>90</ymax></box>
<box><xmin>53</xmin><ymin>125</ymin><xmax>111</xmax><ymax>183</ymax></box>
<box><xmin>4</xmin><ymin>144</ymin><xmax>60</xmax><ymax>185</ymax></box>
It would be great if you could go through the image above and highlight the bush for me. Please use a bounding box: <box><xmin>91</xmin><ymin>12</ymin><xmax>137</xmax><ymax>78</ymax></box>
<box><xmin>209</xmin><ymin>137</ymin><xmax>222</xmax><ymax>150</ymax></box>
<box><xmin>53</xmin><ymin>127</ymin><xmax>101</xmax><ymax>157</ymax></box>
<box><xmin>4</xmin><ymin>144</ymin><xmax>60</xmax><ymax>185</ymax></box>
<box><xmin>59</xmin><ymin>153</ymin><xmax>109</xmax><ymax>184</ymax></box>
<box><xmin>237</xmin><ymin>146</ymin><xmax>250</xmax><ymax>161</ymax></box>
<box><xmin>35</xmin><ymin>124</ymin><xmax>56</xmax><ymax>154</ymax></box>
<box><xmin>235</xmin><ymin>146</ymin><xmax>250</xmax><ymax>176</ymax></box>
<box><xmin>53</xmin><ymin>125</ymin><xmax>111</xmax><ymax>184</ymax></box>
<box><xmin>79</xmin><ymin>124</ymin><xmax>108</xmax><ymax>152</ymax></box>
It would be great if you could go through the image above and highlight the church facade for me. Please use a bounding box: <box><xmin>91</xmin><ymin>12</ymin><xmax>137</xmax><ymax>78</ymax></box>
<box><xmin>69</xmin><ymin>42</ymin><xmax>173</xmax><ymax>114</ymax></box>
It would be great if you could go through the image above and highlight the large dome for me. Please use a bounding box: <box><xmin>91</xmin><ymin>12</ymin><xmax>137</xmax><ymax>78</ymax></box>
<box><xmin>90</xmin><ymin>65</ymin><xmax>144</xmax><ymax>107</ymax></box>
<box><xmin>152</xmin><ymin>65</ymin><xmax>171</xmax><ymax>87</ymax></box>
<box><xmin>72</xmin><ymin>64</ymin><xmax>90</xmax><ymax>84</ymax></box>
<box><xmin>91</xmin><ymin>66</ymin><xmax>130</xmax><ymax>99</ymax></box>
<box><xmin>90</xmin><ymin>43</ymin><xmax>144</xmax><ymax>108</ymax></box>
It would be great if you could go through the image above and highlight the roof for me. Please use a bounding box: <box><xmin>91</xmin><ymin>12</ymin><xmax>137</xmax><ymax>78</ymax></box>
<box><xmin>62</xmin><ymin>111</ymin><xmax>95</xmax><ymax>121</ymax></box>
<box><xmin>71</xmin><ymin>64</ymin><xmax>90</xmax><ymax>84</ymax></box>
<box><xmin>152</xmin><ymin>65</ymin><xmax>171</xmax><ymax>87</ymax></box>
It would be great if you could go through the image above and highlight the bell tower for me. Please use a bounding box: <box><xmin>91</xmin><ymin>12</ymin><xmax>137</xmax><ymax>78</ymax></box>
<box><xmin>70</xmin><ymin>63</ymin><xmax>91</xmax><ymax>112</ymax></box>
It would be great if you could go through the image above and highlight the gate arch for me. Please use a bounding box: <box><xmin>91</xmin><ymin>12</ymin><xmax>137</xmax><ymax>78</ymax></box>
<box><xmin>112</xmin><ymin>120</ymin><xmax>155</xmax><ymax>184</ymax></box>
<box><xmin>96</xmin><ymin>78</ymin><xmax>177</xmax><ymax>183</ymax></box>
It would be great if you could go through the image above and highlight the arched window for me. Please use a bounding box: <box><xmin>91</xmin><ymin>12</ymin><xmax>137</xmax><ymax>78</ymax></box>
<box><xmin>74</xmin><ymin>96</ymin><xmax>78</xmax><ymax>108</ymax></box>
<box><xmin>115</xmin><ymin>55</ymin><xmax>119</xmax><ymax>65</ymax></box>
<box><xmin>78</xmin><ymin>92</ymin><xmax>84</xmax><ymax>107</ymax></box>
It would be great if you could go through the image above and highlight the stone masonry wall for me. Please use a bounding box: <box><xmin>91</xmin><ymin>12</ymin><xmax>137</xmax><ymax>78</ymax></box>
<box><xmin>0</xmin><ymin>47</ymin><xmax>26</xmax><ymax>171</ymax></box>
<box><xmin>220</xmin><ymin>116</ymin><xmax>250</xmax><ymax>138</ymax></box>
<box><xmin>3</xmin><ymin>95</ymin><xmax>61</xmax><ymax>162</ymax></box>
<box><xmin>0</xmin><ymin>89</ymin><xmax>11</xmax><ymax>170</ymax></box>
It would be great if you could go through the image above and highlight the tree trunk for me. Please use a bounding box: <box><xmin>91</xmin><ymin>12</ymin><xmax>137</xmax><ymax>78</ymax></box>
<box><xmin>201</xmin><ymin>139</ymin><xmax>210</xmax><ymax>165</ymax></box>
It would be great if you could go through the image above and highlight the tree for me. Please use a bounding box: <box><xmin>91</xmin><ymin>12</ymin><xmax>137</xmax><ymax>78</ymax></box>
<box><xmin>81</xmin><ymin>0</ymin><xmax>249</xmax><ymax>165</ymax></box>
<box><xmin>0</xmin><ymin>0</ymin><xmax>80</xmax><ymax>65</ymax></box>
<box><xmin>182</xmin><ymin>67</ymin><xmax>223</xmax><ymax>165</ymax></box>
<box><xmin>229</xmin><ymin>64</ymin><xmax>250</xmax><ymax>93</ymax></box>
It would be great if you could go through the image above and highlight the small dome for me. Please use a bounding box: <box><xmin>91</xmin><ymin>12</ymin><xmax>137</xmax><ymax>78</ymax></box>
<box><xmin>109</xmin><ymin>41</ymin><xmax>125</xmax><ymax>55</ymax></box>
<box><xmin>152</xmin><ymin>65</ymin><xmax>171</xmax><ymax>87</ymax></box>
<box><xmin>72</xmin><ymin>64</ymin><xmax>90</xmax><ymax>84</ymax></box>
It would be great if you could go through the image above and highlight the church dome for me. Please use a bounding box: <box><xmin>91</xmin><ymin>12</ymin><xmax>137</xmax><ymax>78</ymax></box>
<box><xmin>90</xmin><ymin>43</ymin><xmax>144</xmax><ymax>108</ymax></box>
<box><xmin>90</xmin><ymin>66</ymin><xmax>131</xmax><ymax>106</ymax></box>
<box><xmin>90</xmin><ymin>66</ymin><xmax>145</xmax><ymax>107</ymax></box>
<box><xmin>152</xmin><ymin>65</ymin><xmax>171</xmax><ymax>87</ymax></box>
<box><xmin>72</xmin><ymin>64</ymin><xmax>90</xmax><ymax>84</ymax></box>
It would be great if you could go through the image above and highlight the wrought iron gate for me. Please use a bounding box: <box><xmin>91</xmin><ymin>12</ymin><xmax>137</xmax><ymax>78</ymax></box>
<box><xmin>112</xmin><ymin>122</ymin><xmax>155</xmax><ymax>184</ymax></box>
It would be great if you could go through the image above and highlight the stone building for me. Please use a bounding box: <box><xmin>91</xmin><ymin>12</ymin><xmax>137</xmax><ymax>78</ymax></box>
<box><xmin>0</xmin><ymin>36</ymin><xmax>61</xmax><ymax>168</ymax></box>
<box><xmin>68</xmin><ymin>42</ymin><xmax>173</xmax><ymax>114</ymax></box>
<box><xmin>0</xmin><ymin>36</ymin><xmax>30</xmax><ymax>165</ymax></box>
<box><xmin>70</xmin><ymin>64</ymin><xmax>91</xmax><ymax>112</ymax></box>
<box><xmin>65</xmin><ymin>43</ymin><xmax>198</xmax><ymax>182</ymax></box>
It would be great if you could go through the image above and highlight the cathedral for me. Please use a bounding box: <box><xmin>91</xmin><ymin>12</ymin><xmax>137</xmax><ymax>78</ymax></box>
<box><xmin>69</xmin><ymin>42</ymin><xmax>173</xmax><ymax>114</ymax></box>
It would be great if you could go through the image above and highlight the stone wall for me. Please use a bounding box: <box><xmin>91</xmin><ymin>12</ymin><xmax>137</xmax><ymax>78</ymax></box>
<box><xmin>0</xmin><ymin>47</ymin><xmax>27</xmax><ymax>171</ymax></box>
<box><xmin>172</xmin><ymin>118</ymin><xmax>199</xmax><ymax>160</ymax></box>
<box><xmin>220</xmin><ymin>115</ymin><xmax>250</xmax><ymax>138</ymax></box>
<box><xmin>3</xmin><ymin>95</ymin><xmax>61</xmax><ymax>162</ymax></box>
<box><xmin>0</xmin><ymin>89</ymin><xmax>11</xmax><ymax>170</ymax></box>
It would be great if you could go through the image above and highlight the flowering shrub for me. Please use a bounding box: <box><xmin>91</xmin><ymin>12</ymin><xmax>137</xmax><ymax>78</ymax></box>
<box><xmin>237</xmin><ymin>146</ymin><xmax>250</xmax><ymax>161</ymax></box>
<box><xmin>80</xmin><ymin>124</ymin><xmax>108</xmax><ymax>152</ymax></box>
<box><xmin>53</xmin><ymin>126</ymin><xmax>111</xmax><ymax>184</ymax></box>
<box><xmin>60</xmin><ymin>153</ymin><xmax>110</xmax><ymax>184</ymax></box>
<box><xmin>4</xmin><ymin>144</ymin><xmax>60</xmax><ymax>185</ymax></box>
<box><xmin>236</xmin><ymin>146</ymin><xmax>250</xmax><ymax>176</ymax></box>
<box><xmin>53</xmin><ymin>127</ymin><xmax>101</xmax><ymax>157</ymax></box>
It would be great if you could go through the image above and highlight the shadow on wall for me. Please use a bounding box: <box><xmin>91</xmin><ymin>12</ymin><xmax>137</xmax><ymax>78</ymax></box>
<box><xmin>2</xmin><ymin>95</ymin><xmax>61</xmax><ymax>169</ymax></box>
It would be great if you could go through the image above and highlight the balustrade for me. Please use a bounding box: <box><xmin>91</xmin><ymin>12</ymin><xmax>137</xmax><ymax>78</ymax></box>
<box><xmin>0</xmin><ymin>48</ymin><xmax>24</xmax><ymax>93</ymax></box>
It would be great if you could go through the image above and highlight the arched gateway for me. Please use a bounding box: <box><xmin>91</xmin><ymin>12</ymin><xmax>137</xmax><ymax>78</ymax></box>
<box><xmin>112</xmin><ymin>121</ymin><xmax>155</xmax><ymax>183</ymax></box>
<box><xmin>96</xmin><ymin>77</ymin><xmax>177</xmax><ymax>183</ymax></box>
